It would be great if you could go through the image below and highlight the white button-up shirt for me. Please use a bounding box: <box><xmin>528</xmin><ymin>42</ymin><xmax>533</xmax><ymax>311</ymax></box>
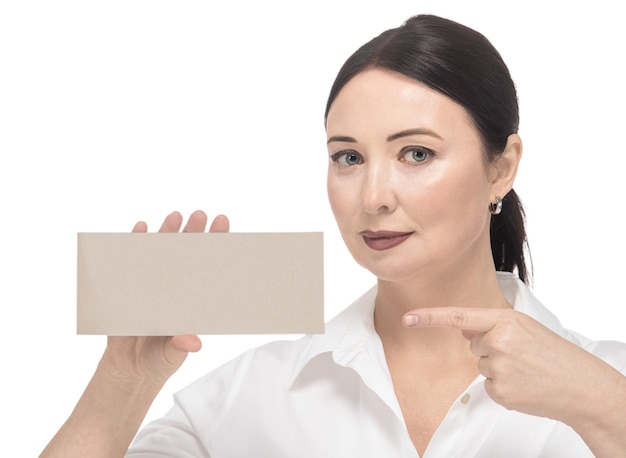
<box><xmin>128</xmin><ymin>272</ymin><xmax>626</xmax><ymax>457</ymax></box>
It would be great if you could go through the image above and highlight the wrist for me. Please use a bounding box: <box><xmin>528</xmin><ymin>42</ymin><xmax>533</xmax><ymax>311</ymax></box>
<box><xmin>566</xmin><ymin>364</ymin><xmax>626</xmax><ymax>456</ymax></box>
<box><xmin>96</xmin><ymin>356</ymin><xmax>165</xmax><ymax>394</ymax></box>
<box><xmin>97</xmin><ymin>340</ymin><xmax>177</xmax><ymax>390</ymax></box>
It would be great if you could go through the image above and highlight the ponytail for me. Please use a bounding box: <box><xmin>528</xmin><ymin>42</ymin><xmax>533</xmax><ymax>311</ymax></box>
<box><xmin>490</xmin><ymin>189</ymin><xmax>530</xmax><ymax>284</ymax></box>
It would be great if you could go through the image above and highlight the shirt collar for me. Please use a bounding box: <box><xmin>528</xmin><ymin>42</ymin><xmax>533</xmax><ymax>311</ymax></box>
<box><xmin>289</xmin><ymin>286</ymin><xmax>378</xmax><ymax>387</ymax></box>
<box><xmin>289</xmin><ymin>272</ymin><xmax>569</xmax><ymax>387</ymax></box>
<box><xmin>497</xmin><ymin>271</ymin><xmax>566</xmax><ymax>336</ymax></box>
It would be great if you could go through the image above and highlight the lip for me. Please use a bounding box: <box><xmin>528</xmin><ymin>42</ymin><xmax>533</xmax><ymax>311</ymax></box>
<box><xmin>359</xmin><ymin>230</ymin><xmax>413</xmax><ymax>251</ymax></box>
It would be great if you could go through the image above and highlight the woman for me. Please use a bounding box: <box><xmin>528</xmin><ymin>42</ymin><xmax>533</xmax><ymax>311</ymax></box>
<box><xmin>42</xmin><ymin>14</ymin><xmax>626</xmax><ymax>457</ymax></box>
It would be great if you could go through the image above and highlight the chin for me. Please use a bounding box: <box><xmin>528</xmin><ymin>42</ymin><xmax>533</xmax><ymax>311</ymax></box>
<box><xmin>355</xmin><ymin>256</ymin><xmax>424</xmax><ymax>283</ymax></box>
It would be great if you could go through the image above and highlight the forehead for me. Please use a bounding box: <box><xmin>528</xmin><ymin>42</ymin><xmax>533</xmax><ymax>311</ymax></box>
<box><xmin>326</xmin><ymin>68</ymin><xmax>476</xmax><ymax>141</ymax></box>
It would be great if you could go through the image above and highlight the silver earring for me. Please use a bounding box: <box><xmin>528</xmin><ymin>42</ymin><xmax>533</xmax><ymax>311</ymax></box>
<box><xmin>489</xmin><ymin>196</ymin><xmax>503</xmax><ymax>215</ymax></box>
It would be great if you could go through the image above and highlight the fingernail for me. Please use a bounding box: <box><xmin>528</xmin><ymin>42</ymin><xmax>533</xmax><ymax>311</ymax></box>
<box><xmin>404</xmin><ymin>314</ymin><xmax>419</xmax><ymax>327</ymax></box>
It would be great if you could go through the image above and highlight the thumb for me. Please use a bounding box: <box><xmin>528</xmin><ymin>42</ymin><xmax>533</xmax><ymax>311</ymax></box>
<box><xmin>163</xmin><ymin>335</ymin><xmax>202</xmax><ymax>366</ymax></box>
<box><xmin>461</xmin><ymin>329</ymin><xmax>481</xmax><ymax>340</ymax></box>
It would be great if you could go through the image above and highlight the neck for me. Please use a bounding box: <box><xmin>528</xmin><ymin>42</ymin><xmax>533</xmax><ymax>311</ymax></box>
<box><xmin>374</xmin><ymin>254</ymin><xmax>511</xmax><ymax>353</ymax></box>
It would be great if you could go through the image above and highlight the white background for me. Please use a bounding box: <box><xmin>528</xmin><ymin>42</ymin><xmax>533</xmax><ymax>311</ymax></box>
<box><xmin>1</xmin><ymin>1</ymin><xmax>625</xmax><ymax>455</ymax></box>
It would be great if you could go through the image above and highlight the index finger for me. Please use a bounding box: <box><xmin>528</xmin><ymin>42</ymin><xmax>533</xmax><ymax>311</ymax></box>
<box><xmin>403</xmin><ymin>307</ymin><xmax>505</xmax><ymax>332</ymax></box>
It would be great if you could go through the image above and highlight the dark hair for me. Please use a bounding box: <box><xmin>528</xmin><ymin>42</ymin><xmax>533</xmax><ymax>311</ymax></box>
<box><xmin>324</xmin><ymin>14</ymin><xmax>530</xmax><ymax>284</ymax></box>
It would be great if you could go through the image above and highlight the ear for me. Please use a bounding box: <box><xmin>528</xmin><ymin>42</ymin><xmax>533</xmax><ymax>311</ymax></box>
<box><xmin>489</xmin><ymin>133</ymin><xmax>522</xmax><ymax>198</ymax></box>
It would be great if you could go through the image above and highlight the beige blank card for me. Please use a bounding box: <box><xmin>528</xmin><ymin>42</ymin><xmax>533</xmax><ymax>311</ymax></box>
<box><xmin>77</xmin><ymin>232</ymin><xmax>324</xmax><ymax>335</ymax></box>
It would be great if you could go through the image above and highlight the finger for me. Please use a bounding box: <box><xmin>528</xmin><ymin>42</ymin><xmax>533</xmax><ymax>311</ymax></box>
<box><xmin>468</xmin><ymin>332</ymin><xmax>490</xmax><ymax>356</ymax></box>
<box><xmin>477</xmin><ymin>356</ymin><xmax>493</xmax><ymax>378</ymax></box>
<box><xmin>158</xmin><ymin>211</ymin><xmax>184</xmax><ymax>233</ymax></box>
<box><xmin>182</xmin><ymin>210</ymin><xmax>208</xmax><ymax>233</ymax></box>
<box><xmin>403</xmin><ymin>307</ymin><xmax>502</xmax><ymax>332</ymax></box>
<box><xmin>209</xmin><ymin>214</ymin><xmax>230</xmax><ymax>233</ymax></box>
<box><xmin>132</xmin><ymin>221</ymin><xmax>148</xmax><ymax>233</ymax></box>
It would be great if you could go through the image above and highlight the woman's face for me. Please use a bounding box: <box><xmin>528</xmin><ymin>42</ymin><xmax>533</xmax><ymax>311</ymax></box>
<box><xmin>326</xmin><ymin>68</ymin><xmax>502</xmax><ymax>283</ymax></box>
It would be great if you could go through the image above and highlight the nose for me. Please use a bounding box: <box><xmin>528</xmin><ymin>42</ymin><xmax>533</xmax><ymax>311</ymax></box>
<box><xmin>361</xmin><ymin>162</ymin><xmax>397</xmax><ymax>215</ymax></box>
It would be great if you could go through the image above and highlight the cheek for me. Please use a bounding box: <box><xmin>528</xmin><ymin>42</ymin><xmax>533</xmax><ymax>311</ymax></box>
<box><xmin>400</xmin><ymin>165</ymin><xmax>491</xmax><ymax>227</ymax></box>
<box><xmin>445</xmin><ymin>174</ymin><xmax>492</xmax><ymax>238</ymax></box>
<box><xmin>326</xmin><ymin>173</ymin><xmax>356</xmax><ymax>223</ymax></box>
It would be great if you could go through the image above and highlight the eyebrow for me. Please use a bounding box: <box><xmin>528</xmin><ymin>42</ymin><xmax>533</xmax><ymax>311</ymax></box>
<box><xmin>327</xmin><ymin>128</ymin><xmax>442</xmax><ymax>145</ymax></box>
<box><xmin>326</xmin><ymin>135</ymin><xmax>357</xmax><ymax>144</ymax></box>
<box><xmin>386</xmin><ymin>128</ymin><xmax>443</xmax><ymax>142</ymax></box>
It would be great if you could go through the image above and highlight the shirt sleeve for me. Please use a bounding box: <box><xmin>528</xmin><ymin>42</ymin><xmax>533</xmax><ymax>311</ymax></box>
<box><xmin>126</xmin><ymin>404</ymin><xmax>211</xmax><ymax>458</ymax></box>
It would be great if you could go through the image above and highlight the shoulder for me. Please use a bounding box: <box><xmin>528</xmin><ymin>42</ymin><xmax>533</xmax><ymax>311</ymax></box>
<box><xmin>498</xmin><ymin>272</ymin><xmax>626</xmax><ymax>372</ymax></box>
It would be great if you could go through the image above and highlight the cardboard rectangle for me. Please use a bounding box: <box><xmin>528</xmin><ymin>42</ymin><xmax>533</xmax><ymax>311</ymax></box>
<box><xmin>77</xmin><ymin>232</ymin><xmax>324</xmax><ymax>335</ymax></box>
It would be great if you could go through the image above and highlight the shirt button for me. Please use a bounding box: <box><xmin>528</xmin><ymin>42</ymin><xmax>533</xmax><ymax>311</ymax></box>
<box><xmin>461</xmin><ymin>393</ymin><xmax>471</xmax><ymax>404</ymax></box>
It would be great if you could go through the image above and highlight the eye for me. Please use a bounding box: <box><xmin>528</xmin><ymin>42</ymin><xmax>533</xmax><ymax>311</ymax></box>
<box><xmin>402</xmin><ymin>146</ymin><xmax>433</xmax><ymax>164</ymax></box>
<box><xmin>330</xmin><ymin>150</ymin><xmax>363</xmax><ymax>166</ymax></box>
